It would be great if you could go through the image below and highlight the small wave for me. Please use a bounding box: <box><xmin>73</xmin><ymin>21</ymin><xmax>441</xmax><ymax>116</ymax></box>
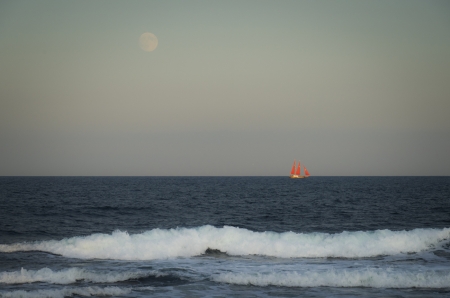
<box><xmin>0</xmin><ymin>267</ymin><xmax>152</xmax><ymax>285</ymax></box>
<box><xmin>0</xmin><ymin>226</ymin><xmax>448</xmax><ymax>260</ymax></box>
<box><xmin>0</xmin><ymin>286</ymin><xmax>131</xmax><ymax>298</ymax></box>
<box><xmin>213</xmin><ymin>268</ymin><xmax>450</xmax><ymax>288</ymax></box>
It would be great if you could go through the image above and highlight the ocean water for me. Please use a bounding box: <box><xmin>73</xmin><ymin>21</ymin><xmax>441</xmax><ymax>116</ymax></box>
<box><xmin>0</xmin><ymin>176</ymin><xmax>449</xmax><ymax>298</ymax></box>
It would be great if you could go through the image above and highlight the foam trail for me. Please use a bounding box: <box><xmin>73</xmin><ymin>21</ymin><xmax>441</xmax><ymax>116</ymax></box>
<box><xmin>0</xmin><ymin>226</ymin><xmax>449</xmax><ymax>260</ymax></box>
<box><xmin>0</xmin><ymin>286</ymin><xmax>131</xmax><ymax>298</ymax></box>
<box><xmin>0</xmin><ymin>267</ymin><xmax>151</xmax><ymax>284</ymax></box>
<box><xmin>214</xmin><ymin>269</ymin><xmax>450</xmax><ymax>288</ymax></box>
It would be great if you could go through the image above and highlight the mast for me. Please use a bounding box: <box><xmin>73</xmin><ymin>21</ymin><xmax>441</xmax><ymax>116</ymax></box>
<box><xmin>296</xmin><ymin>162</ymin><xmax>301</xmax><ymax>176</ymax></box>
<box><xmin>290</xmin><ymin>161</ymin><xmax>296</xmax><ymax>175</ymax></box>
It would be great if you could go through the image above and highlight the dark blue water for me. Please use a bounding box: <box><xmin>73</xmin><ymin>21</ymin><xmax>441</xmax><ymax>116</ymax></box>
<box><xmin>1</xmin><ymin>177</ymin><xmax>449</xmax><ymax>297</ymax></box>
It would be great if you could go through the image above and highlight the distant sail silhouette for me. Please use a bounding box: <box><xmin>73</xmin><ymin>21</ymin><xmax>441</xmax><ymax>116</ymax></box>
<box><xmin>289</xmin><ymin>160</ymin><xmax>310</xmax><ymax>179</ymax></box>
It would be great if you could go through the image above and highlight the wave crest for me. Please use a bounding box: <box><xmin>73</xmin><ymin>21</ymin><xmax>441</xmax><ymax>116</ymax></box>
<box><xmin>0</xmin><ymin>267</ymin><xmax>152</xmax><ymax>285</ymax></box>
<box><xmin>0</xmin><ymin>226</ymin><xmax>448</xmax><ymax>260</ymax></box>
<box><xmin>0</xmin><ymin>286</ymin><xmax>131</xmax><ymax>298</ymax></box>
<box><xmin>213</xmin><ymin>269</ymin><xmax>450</xmax><ymax>288</ymax></box>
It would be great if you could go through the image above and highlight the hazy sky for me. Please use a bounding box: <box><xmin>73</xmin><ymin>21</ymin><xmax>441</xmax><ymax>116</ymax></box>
<box><xmin>1</xmin><ymin>0</ymin><xmax>449</xmax><ymax>176</ymax></box>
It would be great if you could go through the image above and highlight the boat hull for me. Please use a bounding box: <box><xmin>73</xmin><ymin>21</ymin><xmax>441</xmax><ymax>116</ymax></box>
<box><xmin>289</xmin><ymin>175</ymin><xmax>307</xmax><ymax>179</ymax></box>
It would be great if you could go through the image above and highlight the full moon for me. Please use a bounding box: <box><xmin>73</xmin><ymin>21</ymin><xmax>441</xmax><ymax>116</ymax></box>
<box><xmin>139</xmin><ymin>32</ymin><xmax>158</xmax><ymax>52</ymax></box>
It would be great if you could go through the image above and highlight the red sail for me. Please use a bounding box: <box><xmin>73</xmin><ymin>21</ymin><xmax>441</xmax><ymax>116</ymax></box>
<box><xmin>296</xmin><ymin>162</ymin><xmax>301</xmax><ymax>175</ymax></box>
<box><xmin>290</xmin><ymin>161</ymin><xmax>296</xmax><ymax>175</ymax></box>
<box><xmin>304</xmin><ymin>167</ymin><xmax>310</xmax><ymax>176</ymax></box>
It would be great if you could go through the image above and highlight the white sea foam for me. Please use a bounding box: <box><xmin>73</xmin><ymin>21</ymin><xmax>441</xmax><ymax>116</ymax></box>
<box><xmin>0</xmin><ymin>226</ymin><xmax>449</xmax><ymax>260</ymax></box>
<box><xmin>0</xmin><ymin>267</ymin><xmax>150</xmax><ymax>285</ymax></box>
<box><xmin>213</xmin><ymin>268</ymin><xmax>450</xmax><ymax>288</ymax></box>
<box><xmin>0</xmin><ymin>286</ymin><xmax>131</xmax><ymax>298</ymax></box>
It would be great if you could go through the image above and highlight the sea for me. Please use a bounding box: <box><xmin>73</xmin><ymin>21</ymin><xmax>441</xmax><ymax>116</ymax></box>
<box><xmin>0</xmin><ymin>176</ymin><xmax>449</xmax><ymax>298</ymax></box>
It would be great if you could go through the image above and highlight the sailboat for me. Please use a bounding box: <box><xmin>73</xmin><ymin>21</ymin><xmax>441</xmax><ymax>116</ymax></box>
<box><xmin>289</xmin><ymin>160</ymin><xmax>310</xmax><ymax>179</ymax></box>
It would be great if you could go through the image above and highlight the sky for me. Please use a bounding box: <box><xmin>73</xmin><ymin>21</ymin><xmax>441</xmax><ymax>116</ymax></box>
<box><xmin>1</xmin><ymin>0</ymin><xmax>449</xmax><ymax>176</ymax></box>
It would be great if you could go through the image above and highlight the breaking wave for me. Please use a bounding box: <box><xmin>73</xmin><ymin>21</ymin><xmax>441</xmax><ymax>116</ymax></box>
<box><xmin>213</xmin><ymin>268</ymin><xmax>450</xmax><ymax>288</ymax></box>
<box><xmin>0</xmin><ymin>267</ymin><xmax>153</xmax><ymax>285</ymax></box>
<box><xmin>0</xmin><ymin>226</ymin><xmax>449</xmax><ymax>260</ymax></box>
<box><xmin>0</xmin><ymin>286</ymin><xmax>131</xmax><ymax>298</ymax></box>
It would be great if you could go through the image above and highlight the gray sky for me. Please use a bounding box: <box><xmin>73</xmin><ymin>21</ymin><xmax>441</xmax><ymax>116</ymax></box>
<box><xmin>1</xmin><ymin>0</ymin><xmax>449</xmax><ymax>176</ymax></box>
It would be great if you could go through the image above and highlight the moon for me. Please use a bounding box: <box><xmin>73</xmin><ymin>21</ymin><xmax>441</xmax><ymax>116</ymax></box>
<box><xmin>139</xmin><ymin>32</ymin><xmax>158</xmax><ymax>52</ymax></box>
